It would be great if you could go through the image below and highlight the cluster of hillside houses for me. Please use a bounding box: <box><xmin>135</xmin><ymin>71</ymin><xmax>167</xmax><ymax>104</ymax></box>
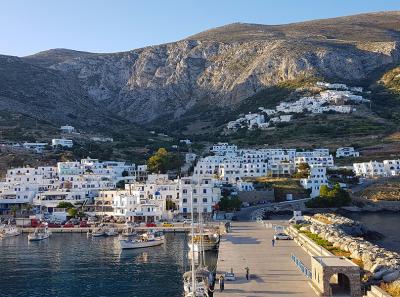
<box><xmin>353</xmin><ymin>160</ymin><xmax>400</xmax><ymax>177</ymax></box>
<box><xmin>0</xmin><ymin>157</ymin><xmax>221</xmax><ymax>221</ymax></box>
<box><xmin>7</xmin><ymin>125</ymin><xmax>115</xmax><ymax>154</ymax></box>
<box><xmin>227</xmin><ymin>82</ymin><xmax>370</xmax><ymax>131</ymax></box>
<box><xmin>0</xmin><ymin>141</ymin><xmax>371</xmax><ymax>220</ymax></box>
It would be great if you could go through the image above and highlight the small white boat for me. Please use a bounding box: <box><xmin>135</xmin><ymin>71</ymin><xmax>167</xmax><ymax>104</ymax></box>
<box><xmin>105</xmin><ymin>227</ymin><xmax>118</xmax><ymax>236</ymax></box>
<box><xmin>0</xmin><ymin>225</ymin><xmax>21</xmax><ymax>238</ymax></box>
<box><xmin>28</xmin><ymin>227</ymin><xmax>51</xmax><ymax>241</ymax></box>
<box><xmin>119</xmin><ymin>232</ymin><xmax>164</xmax><ymax>250</ymax></box>
<box><xmin>90</xmin><ymin>226</ymin><xmax>106</xmax><ymax>237</ymax></box>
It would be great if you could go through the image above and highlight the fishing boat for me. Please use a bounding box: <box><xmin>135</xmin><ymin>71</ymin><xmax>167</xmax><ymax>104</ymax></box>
<box><xmin>119</xmin><ymin>231</ymin><xmax>164</xmax><ymax>250</ymax></box>
<box><xmin>119</xmin><ymin>226</ymin><xmax>137</xmax><ymax>239</ymax></box>
<box><xmin>0</xmin><ymin>224</ymin><xmax>21</xmax><ymax>238</ymax></box>
<box><xmin>28</xmin><ymin>227</ymin><xmax>51</xmax><ymax>241</ymax></box>
<box><xmin>189</xmin><ymin>233</ymin><xmax>219</xmax><ymax>252</ymax></box>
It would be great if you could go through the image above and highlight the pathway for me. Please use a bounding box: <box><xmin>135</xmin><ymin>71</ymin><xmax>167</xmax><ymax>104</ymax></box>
<box><xmin>214</xmin><ymin>221</ymin><xmax>316</xmax><ymax>297</ymax></box>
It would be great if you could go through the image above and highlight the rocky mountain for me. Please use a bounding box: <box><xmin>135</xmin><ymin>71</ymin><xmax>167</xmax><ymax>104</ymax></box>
<box><xmin>2</xmin><ymin>11</ymin><xmax>400</xmax><ymax>135</ymax></box>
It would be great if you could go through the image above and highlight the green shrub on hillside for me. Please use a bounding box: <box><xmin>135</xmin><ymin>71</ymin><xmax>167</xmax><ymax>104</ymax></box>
<box><xmin>306</xmin><ymin>184</ymin><xmax>351</xmax><ymax>208</ymax></box>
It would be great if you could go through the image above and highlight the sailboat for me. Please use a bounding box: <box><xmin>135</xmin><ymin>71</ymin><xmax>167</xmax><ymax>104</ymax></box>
<box><xmin>183</xmin><ymin>186</ymin><xmax>211</xmax><ymax>297</ymax></box>
<box><xmin>28</xmin><ymin>227</ymin><xmax>51</xmax><ymax>241</ymax></box>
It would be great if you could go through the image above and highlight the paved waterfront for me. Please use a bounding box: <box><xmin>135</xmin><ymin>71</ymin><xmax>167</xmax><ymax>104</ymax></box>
<box><xmin>214</xmin><ymin>221</ymin><xmax>316</xmax><ymax>297</ymax></box>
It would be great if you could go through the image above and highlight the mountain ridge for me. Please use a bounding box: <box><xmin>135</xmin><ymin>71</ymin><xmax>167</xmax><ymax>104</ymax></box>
<box><xmin>1</xmin><ymin>11</ymin><xmax>400</xmax><ymax>138</ymax></box>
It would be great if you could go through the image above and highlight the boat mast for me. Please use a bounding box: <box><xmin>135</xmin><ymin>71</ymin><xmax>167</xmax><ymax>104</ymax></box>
<box><xmin>190</xmin><ymin>189</ymin><xmax>196</xmax><ymax>295</ymax></box>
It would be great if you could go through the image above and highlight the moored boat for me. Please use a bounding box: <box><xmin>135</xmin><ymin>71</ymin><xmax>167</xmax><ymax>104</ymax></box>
<box><xmin>119</xmin><ymin>231</ymin><xmax>164</xmax><ymax>250</ymax></box>
<box><xmin>0</xmin><ymin>224</ymin><xmax>21</xmax><ymax>238</ymax></box>
<box><xmin>188</xmin><ymin>233</ymin><xmax>219</xmax><ymax>252</ymax></box>
<box><xmin>28</xmin><ymin>227</ymin><xmax>51</xmax><ymax>241</ymax></box>
<box><xmin>120</xmin><ymin>226</ymin><xmax>137</xmax><ymax>239</ymax></box>
<box><xmin>105</xmin><ymin>226</ymin><xmax>118</xmax><ymax>236</ymax></box>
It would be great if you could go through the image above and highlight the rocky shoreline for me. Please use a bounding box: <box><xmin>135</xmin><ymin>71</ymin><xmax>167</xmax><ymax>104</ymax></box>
<box><xmin>301</xmin><ymin>213</ymin><xmax>400</xmax><ymax>285</ymax></box>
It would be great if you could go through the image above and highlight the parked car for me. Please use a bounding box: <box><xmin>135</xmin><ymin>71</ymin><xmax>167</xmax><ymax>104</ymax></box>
<box><xmin>79</xmin><ymin>221</ymin><xmax>89</xmax><ymax>228</ymax></box>
<box><xmin>145</xmin><ymin>222</ymin><xmax>157</xmax><ymax>227</ymax></box>
<box><xmin>63</xmin><ymin>222</ymin><xmax>75</xmax><ymax>228</ymax></box>
<box><xmin>162</xmin><ymin>222</ymin><xmax>174</xmax><ymax>227</ymax></box>
<box><xmin>274</xmin><ymin>233</ymin><xmax>292</xmax><ymax>240</ymax></box>
<box><xmin>183</xmin><ymin>219</ymin><xmax>193</xmax><ymax>226</ymax></box>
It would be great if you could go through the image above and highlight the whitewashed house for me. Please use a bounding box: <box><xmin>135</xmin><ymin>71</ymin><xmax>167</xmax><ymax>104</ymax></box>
<box><xmin>60</xmin><ymin>125</ymin><xmax>75</xmax><ymax>134</ymax></box>
<box><xmin>383</xmin><ymin>160</ymin><xmax>400</xmax><ymax>176</ymax></box>
<box><xmin>52</xmin><ymin>138</ymin><xmax>73</xmax><ymax>148</ymax></box>
<box><xmin>300</xmin><ymin>166</ymin><xmax>328</xmax><ymax>198</ymax></box>
<box><xmin>22</xmin><ymin>142</ymin><xmax>48</xmax><ymax>153</ymax></box>
<box><xmin>336</xmin><ymin>147</ymin><xmax>360</xmax><ymax>158</ymax></box>
<box><xmin>353</xmin><ymin>161</ymin><xmax>386</xmax><ymax>177</ymax></box>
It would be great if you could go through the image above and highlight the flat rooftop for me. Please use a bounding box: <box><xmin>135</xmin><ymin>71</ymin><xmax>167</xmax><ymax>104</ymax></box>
<box><xmin>314</xmin><ymin>256</ymin><xmax>357</xmax><ymax>267</ymax></box>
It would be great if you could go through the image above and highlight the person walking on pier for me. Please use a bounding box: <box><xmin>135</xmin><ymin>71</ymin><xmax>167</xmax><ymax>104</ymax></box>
<box><xmin>272</xmin><ymin>238</ymin><xmax>275</xmax><ymax>247</ymax></box>
<box><xmin>219</xmin><ymin>275</ymin><xmax>225</xmax><ymax>292</ymax></box>
<box><xmin>245</xmin><ymin>267</ymin><xmax>250</xmax><ymax>280</ymax></box>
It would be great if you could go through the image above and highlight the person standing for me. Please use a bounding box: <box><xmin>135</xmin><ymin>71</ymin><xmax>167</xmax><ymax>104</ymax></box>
<box><xmin>272</xmin><ymin>238</ymin><xmax>275</xmax><ymax>247</ymax></box>
<box><xmin>245</xmin><ymin>267</ymin><xmax>250</xmax><ymax>280</ymax></box>
<box><xmin>219</xmin><ymin>275</ymin><xmax>225</xmax><ymax>292</ymax></box>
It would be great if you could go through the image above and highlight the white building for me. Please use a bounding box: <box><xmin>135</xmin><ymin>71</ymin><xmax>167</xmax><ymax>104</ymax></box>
<box><xmin>383</xmin><ymin>160</ymin><xmax>400</xmax><ymax>176</ymax></box>
<box><xmin>22</xmin><ymin>142</ymin><xmax>48</xmax><ymax>153</ymax></box>
<box><xmin>52</xmin><ymin>138</ymin><xmax>73</xmax><ymax>148</ymax></box>
<box><xmin>185</xmin><ymin>153</ymin><xmax>197</xmax><ymax>163</ymax></box>
<box><xmin>353</xmin><ymin>161</ymin><xmax>386</xmax><ymax>177</ymax></box>
<box><xmin>178</xmin><ymin>176</ymin><xmax>221</xmax><ymax>216</ymax></box>
<box><xmin>300</xmin><ymin>166</ymin><xmax>328</xmax><ymax>198</ymax></box>
<box><xmin>211</xmin><ymin>143</ymin><xmax>238</xmax><ymax>156</ymax></box>
<box><xmin>336</xmin><ymin>147</ymin><xmax>360</xmax><ymax>158</ymax></box>
<box><xmin>180</xmin><ymin>139</ymin><xmax>192</xmax><ymax>145</ymax></box>
<box><xmin>60</xmin><ymin>125</ymin><xmax>75</xmax><ymax>134</ymax></box>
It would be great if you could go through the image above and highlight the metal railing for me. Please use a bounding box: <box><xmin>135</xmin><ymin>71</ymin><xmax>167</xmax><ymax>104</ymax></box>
<box><xmin>291</xmin><ymin>253</ymin><xmax>312</xmax><ymax>279</ymax></box>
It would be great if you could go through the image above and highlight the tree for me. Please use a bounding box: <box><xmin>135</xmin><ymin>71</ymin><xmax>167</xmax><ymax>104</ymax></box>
<box><xmin>306</xmin><ymin>183</ymin><xmax>351</xmax><ymax>208</ymax></box>
<box><xmin>67</xmin><ymin>208</ymin><xmax>78</xmax><ymax>218</ymax></box>
<box><xmin>116</xmin><ymin>180</ymin><xmax>126</xmax><ymax>189</ymax></box>
<box><xmin>147</xmin><ymin>148</ymin><xmax>183</xmax><ymax>173</ymax></box>
<box><xmin>218</xmin><ymin>196</ymin><xmax>242</xmax><ymax>211</ymax></box>
<box><xmin>166</xmin><ymin>199</ymin><xmax>177</xmax><ymax>211</ymax></box>
<box><xmin>293</xmin><ymin>162</ymin><xmax>310</xmax><ymax>178</ymax></box>
<box><xmin>56</xmin><ymin>202</ymin><xmax>75</xmax><ymax>209</ymax></box>
<box><xmin>319</xmin><ymin>185</ymin><xmax>330</xmax><ymax>197</ymax></box>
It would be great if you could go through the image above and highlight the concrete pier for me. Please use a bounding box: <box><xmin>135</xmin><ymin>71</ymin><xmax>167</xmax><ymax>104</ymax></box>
<box><xmin>214</xmin><ymin>221</ymin><xmax>316</xmax><ymax>297</ymax></box>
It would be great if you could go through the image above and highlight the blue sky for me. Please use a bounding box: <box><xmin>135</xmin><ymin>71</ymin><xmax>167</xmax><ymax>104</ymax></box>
<box><xmin>1</xmin><ymin>0</ymin><xmax>399</xmax><ymax>57</ymax></box>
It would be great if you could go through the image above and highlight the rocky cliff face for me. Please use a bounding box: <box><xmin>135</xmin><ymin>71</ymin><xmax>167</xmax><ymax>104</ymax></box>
<box><xmin>5</xmin><ymin>12</ymin><xmax>400</xmax><ymax>126</ymax></box>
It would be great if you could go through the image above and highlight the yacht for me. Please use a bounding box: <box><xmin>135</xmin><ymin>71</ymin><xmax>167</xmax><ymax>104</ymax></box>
<box><xmin>0</xmin><ymin>224</ymin><xmax>21</xmax><ymax>238</ymax></box>
<box><xmin>183</xmin><ymin>268</ymin><xmax>210</xmax><ymax>297</ymax></box>
<box><xmin>119</xmin><ymin>231</ymin><xmax>164</xmax><ymax>250</ymax></box>
<box><xmin>28</xmin><ymin>227</ymin><xmax>51</xmax><ymax>241</ymax></box>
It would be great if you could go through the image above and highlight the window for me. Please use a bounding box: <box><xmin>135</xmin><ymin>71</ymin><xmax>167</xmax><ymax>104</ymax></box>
<box><xmin>203</xmin><ymin>198</ymin><xmax>207</xmax><ymax>203</ymax></box>
<box><xmin>193</xmin><ymin>198</ymin><xmax>197</xmax><ymax>203</ymax></box>
<box><xmin>183</xmin><ymin>189</ymin><xmax>187</xmax><ymax>194</ymax></box>
<box><xmin>203</xmin><ymin>189</ymin><xmax>207</xmax><ymax>194</ymax></box>
<box><xmin>182</xmin><ymin>198</ymin><xmax>187</xmax><ymax>203</ymax></box>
